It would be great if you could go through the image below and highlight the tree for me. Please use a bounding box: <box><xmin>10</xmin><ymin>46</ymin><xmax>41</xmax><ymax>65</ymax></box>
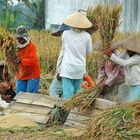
<box><xmin>0</xmin><ymin>0</ymin><xmax>16</xmax><ymax>30</ymax></box>
<box><xmin>21</xmin><ymin>0</ymin><xmax>45</xmax><ymax>29</ymax></box>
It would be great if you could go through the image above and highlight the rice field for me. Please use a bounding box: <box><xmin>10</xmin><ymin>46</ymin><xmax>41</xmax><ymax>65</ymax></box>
<box><xmin>29</xmin><ymin>31</ymin><xmax>139</xmax><ymax>75</ymax></box>
<box><xmin>0</xmin><ymin>30</ymin><xmax>140</xmax><ymax>92</ymax></box>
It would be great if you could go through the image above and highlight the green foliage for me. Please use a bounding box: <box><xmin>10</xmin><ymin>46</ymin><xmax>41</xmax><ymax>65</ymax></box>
<box><xmin>0</xmin><ymin>0</ymin><xmax>16</xmax><ymax>30</ymax></box>
<box><xmin>0</xmin><ymin>0</ymin><xmax>45</xmax><ymax>30</ymax></box>
<box><xmin>12</xmin><ymin>3</ymin><xmax>36</xmax><ymax>28</ymax></box>
<box><xmin>22</xmin><ymin>0</ymin><xmax>45</xmax><ymax>29</ymax></box>
<box><xmin>0</xmin><ymin>9</ymin><xmax>15</xmax><ymax>29</ymax></box>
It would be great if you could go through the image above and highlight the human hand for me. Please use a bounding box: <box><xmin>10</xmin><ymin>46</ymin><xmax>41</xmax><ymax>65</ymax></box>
<box><xmin>102</xmin><ymin>48</ymin><xmax>113</xmax><ymax>57</ymax></box>
<box><xmin>14</xmin><ymin>58</ymin><xmax>21</xmax><ymax>65</ymax></box>
<box><xmin>56</xmin><ymin>73</ymin><xmax>62</xmax><ymax>81</ymax></box>
<box><xmin>98</xmin><ymin>83</ymin><xmax>107</xmax><ymax>90</ymax></box>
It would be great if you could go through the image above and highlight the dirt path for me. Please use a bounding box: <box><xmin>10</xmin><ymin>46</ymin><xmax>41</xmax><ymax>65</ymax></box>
<box><xmin>0</xmin><ymin>127</ymin><xmax>82</xmax><ymax>140</ymax></box>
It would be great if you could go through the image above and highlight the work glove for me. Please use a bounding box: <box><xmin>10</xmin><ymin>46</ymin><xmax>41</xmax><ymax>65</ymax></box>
<box><xmin>56</xmin><ymin>73</ymin><xmax>62</xmax><ymax>81</ymax></box>
<box><xmin>102</xmin><ymin>48</ymin><xmax>113</xmax><ymax>57</ymax></box>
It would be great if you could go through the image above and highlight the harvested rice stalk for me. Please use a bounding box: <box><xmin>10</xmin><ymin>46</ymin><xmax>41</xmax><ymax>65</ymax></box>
<box><xmin>132</xmin><ymin>100</ymin><xmax>140</xmax><ymax>126</ymax></box>
<box><xmin>83</xmin><ymin>104</ymin><xmax>140</xmax><ymax>140</ymax></box>
<box><xmin>86</xmin><ymin>5</ymin><xmax>102</xmax><ymax>34</ymax></box>
<box><xmin>1</xmin><ymin>32</ymin><xmax>18</xmax><ymax>77</ymax></box>
<box><xmin>95</xmin><ymin>4</ymin><xmax>122</xmax><ymax>90</ymax></box>
<box><xmin>63</xmin><ymin>87</ymin><xmax>101</xmax><ymax>112</ymax></box>
<box><xmin>97</xmin><ymin>3</ymin><xmax>122</xmax><ymax>48</ymax></box>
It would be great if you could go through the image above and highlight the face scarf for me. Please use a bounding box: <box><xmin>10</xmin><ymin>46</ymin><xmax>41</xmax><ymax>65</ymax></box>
<box><xmin>17</xmin><ymin>36</ymin><xmax>30</xmax><ymax>48</ymax></box>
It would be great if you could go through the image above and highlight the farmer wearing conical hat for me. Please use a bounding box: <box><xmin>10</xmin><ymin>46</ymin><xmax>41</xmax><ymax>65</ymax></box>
<box><xmin>49</xmin><ymin>23</ymin><xmax>94</xmax><ymax>97</ymax></box>
<box><xmin>102</xmin><ymin>35</ymin><xmax>140</xmax><ymax>102</ymax></box>
<box><xmin>15</xmin><ymin>25</ymin><xmax>40</xmax><ymax>94</ymax></box>
<box><xmin>58</xmin><ymin>11</ymin><xmax>93</xmax><ymax>100</ymax></box>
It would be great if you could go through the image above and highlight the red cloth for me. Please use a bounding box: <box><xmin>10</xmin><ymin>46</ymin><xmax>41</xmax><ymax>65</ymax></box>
<box><xmin>16</xmin><ymin>42</ymin><xmax>40</xmax><ymax>80</ymax></box>
<box><xmin>96</xmin><ymin>60</ymin><xmax>125</xmax><ymax>87</ymax></box>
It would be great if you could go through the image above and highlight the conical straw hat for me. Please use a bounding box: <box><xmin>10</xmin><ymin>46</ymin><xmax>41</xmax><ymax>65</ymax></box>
<box><xmin>111</xmin><ymin>35</ymin><xmax>140</xmax><ymax>53</ymax></box>
<box><xmin>64</xmin><ymin>11</ymin><xmax>92</xmax><ymax>29</ymax></box>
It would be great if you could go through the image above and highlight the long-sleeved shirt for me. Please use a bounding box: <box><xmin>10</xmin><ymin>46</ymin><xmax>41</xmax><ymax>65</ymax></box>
<box><xmin>16</xmin><ymin>41</ymin><xmax>40</xmax><ymax>80</ymax></box>
<box><xmin>110</xmin><ymin>53</ymin><xmax>140</xmax><ymax>86</ymax></box>
<box><xmin>60</xmin><ymin>29</ymin><xmax>93</xmax><ymax>79</ymax></box>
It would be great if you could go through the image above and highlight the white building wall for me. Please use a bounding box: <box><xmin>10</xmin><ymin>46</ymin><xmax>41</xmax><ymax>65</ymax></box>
<box><xmin>45</xmin><ymin>0</ymin><xmax>140</xmax><ymax>32</ymax></box>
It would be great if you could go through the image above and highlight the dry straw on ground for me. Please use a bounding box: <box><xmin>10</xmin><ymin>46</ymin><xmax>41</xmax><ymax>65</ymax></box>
<box><xmin>82</xmin><ymin>101</ymin><xmax>140</xmax><ymax>140</ymax></box>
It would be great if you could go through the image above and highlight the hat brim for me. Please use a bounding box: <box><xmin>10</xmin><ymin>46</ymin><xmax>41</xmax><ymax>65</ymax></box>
<box><xmin>64</xmin><ymin>12</ymin><xmax>92</xmax><ymax>29</ymax></box>
<box><xmin>52</xmin><ymin>24</ymin><xmax>71</xmax><ymax>36</ymax></box>
<box><xmin>111</xmin><ymin>35</ymin><xmax>140</xmax><ymax>53</ymax></box>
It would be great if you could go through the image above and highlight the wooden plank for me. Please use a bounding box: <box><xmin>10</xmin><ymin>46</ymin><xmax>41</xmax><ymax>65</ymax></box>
<box><xmin>65</xmin><ymin>119</ymin><xmax>86</xmax><ymax>129</ymax></box>
<box><xmin>64</xmin><ymin>98</ymin><xmax>115</xmax><ymax>128</ymax></box>
<box><xmin>15</xmin><ymin>93</ymin><xmax>65</xmax><ymax>103</ymax></box>
<box><xmin>70</xmin><ymin>107</ymin><xmax>102</xmax><ymax>116</ymax></box>
<box><xmin>16</xmin><ymin>99</ymin><xmax>55</xmax><ymax>108</ymax></box>
<box><xmin>10</xmin><ymin>103</ymin><xmax>51</xmax><ymax>115</ymax></box>
<box><xmin>32</xmin><ymin>101</ymin><xmax>54</xmax><ymax>108</ymax></box>
<box><xmin>15</xmin><ymin>93</ymin><xmax>38</xmax><ymax>100</ymax></box>
<box><xmin>15</xmin><ymin>93</ymin><xmax>65</xmax><ymax>107</ymax></box>
<box><xmin>16</xmin><ymin>99</ymin><xmax>33</xmax><ymax>104</ymax></box>
<box><xmin>14</xmin><ymin>112</ymin><xmax>50</xmax><ymax>124</ymax></box>
<box><xmin>94</xmin><ymin>98</ymin><xmax>116</xmax><ymax>110</ymax></box>
<box><xmin>67</xmin><ymin>113</ymin><xmax>90</xmax><ymax>122</ymax></box>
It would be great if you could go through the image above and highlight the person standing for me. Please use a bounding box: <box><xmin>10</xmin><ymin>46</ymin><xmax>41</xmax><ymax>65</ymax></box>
<box><xmin>15</xmin><ymin>25</ymin><xmax>40</xmax><ymax>94</ymax></box>
<box><xmin>59</xmin><ymin>11</ymin><xmax>93</xmax><ymax>100</ymax></box>
<box><xmin>49</xmin><ymin>24</ymin><xmax>70</xmax><ymax>97</ymax></box>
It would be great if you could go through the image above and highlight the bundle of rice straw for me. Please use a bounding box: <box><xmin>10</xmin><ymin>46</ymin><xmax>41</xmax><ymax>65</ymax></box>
<box><xmin>83</xmin><ymin>101</ymin><xmax>140</xmax><ymax>140</ymax></box>
<box><xmin>0</xmin><ymin>27</ymin><xmax>18</xmax><ymax>77</ymax></box>
<box><xmin>63</xmin><ymin>87</ymin><xmax>101</xmax><ymax>112</ymax></box>
<box><xmin>97</xmin><ymin>3</ymin><xmax>122</xmax><ymax>48</ymax></box>
<box><xmin>94</xmin><ymin>3</ymin><xmax>123</xmax><ymax>90</ymax></box>
<box><xmin>86</xmin><ymin>5</ymin><xmax>102</xmax><ymax>34</ymax></box>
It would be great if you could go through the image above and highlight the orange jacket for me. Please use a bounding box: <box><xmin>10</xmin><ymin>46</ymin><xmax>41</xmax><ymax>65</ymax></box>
<box><xmin>16</xmin><ymin>41</ymin><xmax>40</xmax><ymax>80</ymax></box>
<box><xmin>82</xmin><ymin>75</ymin><xmax>94</xmax><ymax>89</ymax></box>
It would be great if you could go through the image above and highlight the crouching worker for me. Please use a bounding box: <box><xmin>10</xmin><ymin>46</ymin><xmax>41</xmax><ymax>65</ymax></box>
<box><xmin>49</xmin><ymin>23</ymin><xmax>70</xmax><ymax>97</ymax></box>
<box><xmin>102</xmin><ymin>35</ymin><xmax>140</xmax><ymax>102</ymax></box>
<box><xmin>15</xmin><ymin>25</ymin><xmax>40</xmax><ymax>94</ymax></box>
<box><xmin>0</xmin><ymin>61</ymin><xmax>16</xmax><ymax>108</ymax></box>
